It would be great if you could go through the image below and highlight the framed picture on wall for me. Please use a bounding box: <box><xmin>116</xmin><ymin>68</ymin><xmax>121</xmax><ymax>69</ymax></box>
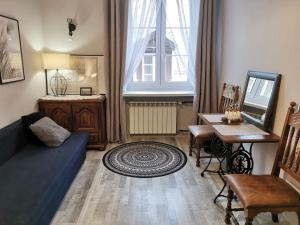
<box><xmin>45</xmin><ymin>55</ymin><xmax>104</xmax><ymax>95</ymax></box>
<box><xmin>0</xmin><ymin>15</ymin><xmax>25</xmax><ymax>84</ymax></box>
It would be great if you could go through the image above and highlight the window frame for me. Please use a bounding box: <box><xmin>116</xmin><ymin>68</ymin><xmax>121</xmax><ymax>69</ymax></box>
<box><xmin>126</xmin><ymin>0</ymin><xmax>194</xmax><ymax>93</ymax></box>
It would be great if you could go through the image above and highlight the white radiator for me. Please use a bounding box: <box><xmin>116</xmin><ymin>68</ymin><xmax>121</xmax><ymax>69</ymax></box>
<box><xmin>128</xmin><ymin>102</ymin><xmax>177</xmax><ymax>134</ymax></box>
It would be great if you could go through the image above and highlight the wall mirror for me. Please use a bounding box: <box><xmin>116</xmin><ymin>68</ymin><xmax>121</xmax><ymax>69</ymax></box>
<box><xmin>240</xmin><ymin>71</ymin><xmax>281</xmax><ymax>131</ymax></box>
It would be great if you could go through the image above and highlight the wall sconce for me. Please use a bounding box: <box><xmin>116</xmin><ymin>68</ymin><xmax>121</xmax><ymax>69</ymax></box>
<box><xmin>67</xmin><ymin>18</ymin><xmax>76</xmax><ymax>41</ymax></box>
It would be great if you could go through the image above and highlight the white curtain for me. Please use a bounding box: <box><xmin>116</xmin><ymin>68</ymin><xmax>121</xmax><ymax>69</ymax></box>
<box><xmin>162</xmin><ymin>0</ymin><xmax>200</xmax><ymax>88</ymax></box>
<box><xmin>123</xmin><ymin>0</ymin><xmax>162</xmax><ymax>91</ymax></box>
<box><xmin>123</xmin><ymin>0</ymin><xmax>200</xmax><ymax>90</ymax></box>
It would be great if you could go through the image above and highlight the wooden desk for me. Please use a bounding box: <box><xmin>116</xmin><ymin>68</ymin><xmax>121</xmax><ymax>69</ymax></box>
<box><xmin>199</xmin><ymin>113</ymin><xmax>280</xmax><ymax>144</ymax></box>
<box><xmin>199</xmin><ymin>113</ymin><xmax>224</xmax><ymax>125</ymax></box>
<box><xmin>199</xmin><ymin>113</ymin><xmax>280</xmax><ymax>202</ymax></box>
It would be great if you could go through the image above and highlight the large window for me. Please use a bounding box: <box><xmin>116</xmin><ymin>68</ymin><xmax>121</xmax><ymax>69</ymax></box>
<box><xmin>124</xmin><ymin>0</ymin><xmax>199</xmax><ymax>93</ymax></box>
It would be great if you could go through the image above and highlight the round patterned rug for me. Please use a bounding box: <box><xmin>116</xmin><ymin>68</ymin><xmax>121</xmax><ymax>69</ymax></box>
<box><xmin>102</xmin><ymin>141</ymin><xmax>187</xmax><ymax>178</ymax></box>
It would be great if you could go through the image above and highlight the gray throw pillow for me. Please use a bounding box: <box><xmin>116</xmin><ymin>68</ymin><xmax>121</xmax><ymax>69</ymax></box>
<box><xmin>30</xmin><ymin>117</ymin><xmax>71</xmax><ymax>147</ymax></box>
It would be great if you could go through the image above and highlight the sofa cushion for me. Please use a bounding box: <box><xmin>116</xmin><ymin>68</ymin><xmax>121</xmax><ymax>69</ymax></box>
<box><xmin>0</xmin><ymin>132</ymin><xmax>88</xmax><ymax>225</ymax></box>
<box><xmin>0</xmin><ymin>120</ymin><xmax>27</xmax><ymax>166</ymax></box>
<box><xmin>30</xmin><ymin>117</ymin><xmax>71</xmax><ymax>147</ymax></box>
<box><xmin>21</xmin><ymin>112</ymin><xmax>45</xmax><ymax>145</ymax></box>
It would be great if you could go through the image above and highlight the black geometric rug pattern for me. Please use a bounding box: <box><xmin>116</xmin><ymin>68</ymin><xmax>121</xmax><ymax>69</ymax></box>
<box><xmin>102</xmin><ymin>141</ymin><xmax>187</xmax><ymax>178</ymax></box>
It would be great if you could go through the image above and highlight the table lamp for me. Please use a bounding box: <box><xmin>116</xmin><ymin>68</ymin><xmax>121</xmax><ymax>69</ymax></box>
<box><xmin>42</xmin><ymin>53</ymin><xmax>70</xmax><ymax>96</ymax></box>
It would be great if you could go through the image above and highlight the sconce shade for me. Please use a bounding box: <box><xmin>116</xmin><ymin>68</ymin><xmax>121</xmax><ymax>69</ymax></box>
<box><xmin>42</xmin><ymin>53</ymin><xmax>70</xmax><ymax>70</ymax></box>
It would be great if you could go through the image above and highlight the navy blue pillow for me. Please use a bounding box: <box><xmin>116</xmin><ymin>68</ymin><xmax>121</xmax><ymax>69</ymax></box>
<box><xmin>21</xmin><ymin>112</ymin><xmax>45</xmax><ymax>144</ymax></box>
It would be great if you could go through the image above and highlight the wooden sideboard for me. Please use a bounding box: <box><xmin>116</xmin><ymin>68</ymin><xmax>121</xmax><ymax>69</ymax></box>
<box><xmin>39</xmin><ymin>95</ymin><xmax>107</xmax><ymax>150</ymax></box>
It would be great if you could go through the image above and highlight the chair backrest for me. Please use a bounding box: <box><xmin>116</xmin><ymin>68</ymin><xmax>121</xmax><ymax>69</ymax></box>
<box><xmin>218</xmin><ymin>83</ymin><xmax>240</xmax><ymax>113</ymax></box>
<box><xmin>272</xmin><ymin>102</ymin><xmax>300</xmax><ymax>183</ymax></box>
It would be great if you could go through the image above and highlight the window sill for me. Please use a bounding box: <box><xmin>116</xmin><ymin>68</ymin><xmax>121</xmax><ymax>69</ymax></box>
<box><xmin>123</xmin><ymin>91</ymin><xmax>194</xmax><ymax>97</ymax></box>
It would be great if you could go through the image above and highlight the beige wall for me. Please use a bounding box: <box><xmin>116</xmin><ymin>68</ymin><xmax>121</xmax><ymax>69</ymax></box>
<box><xmin>221</xmin><ymin>0</ymin><xmax>300</xmax><ymax>171</ymax></box>
<box><xmin>221</xmin><ymin>1</ymin><xmax>300</xmax><ymax>221</ymax></box>
<box><xmin>41</xmin><ymin>0</ymin><xmax>108</xmax><ymax>94</ymax></box>
<box><xmin>0</xmin><ymin>0</ymin><xmax>45</xmax><ymax>128</ymax></box>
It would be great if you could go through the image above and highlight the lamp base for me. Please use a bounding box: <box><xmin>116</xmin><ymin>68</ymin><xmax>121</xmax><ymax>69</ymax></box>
<box><xmin>50</xmin><ymin>70</ymin><xmax>68</xmax><ymax>96</ymax></box>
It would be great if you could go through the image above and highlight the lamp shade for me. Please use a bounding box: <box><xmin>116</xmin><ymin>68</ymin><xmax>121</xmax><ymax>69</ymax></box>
<box><xmin>42</xmin><ymin>53</ymin><xmax>70</xmax><ymax>70</ymax></box>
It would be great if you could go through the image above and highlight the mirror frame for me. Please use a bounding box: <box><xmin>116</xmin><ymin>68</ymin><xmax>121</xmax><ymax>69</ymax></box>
<box><xmin>240</xmin><ymin>71</ymin><xmax>281</xmax><ymax>131</ymax></box>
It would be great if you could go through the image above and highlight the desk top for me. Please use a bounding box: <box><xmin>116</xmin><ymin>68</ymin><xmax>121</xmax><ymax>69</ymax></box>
<box><xmin>199</xmin><ymin>113</ymin><xmax>280</xmax><ymax>144</ymax></box>
<box><xmin>199</xmin><ymin>113</ymin><xmax>224</xmax><ymax>124</ymax></box>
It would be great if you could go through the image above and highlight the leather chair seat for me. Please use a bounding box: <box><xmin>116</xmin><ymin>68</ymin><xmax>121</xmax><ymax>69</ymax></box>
<box><xmin>188</xmin><ymin>125</ymin><xmax>214</xmax><ymax>140</ymax></box>
<box><xmin>225</xmin><ymin>174</ymin><xmax>300</xmax><ymax>209</ymax></box>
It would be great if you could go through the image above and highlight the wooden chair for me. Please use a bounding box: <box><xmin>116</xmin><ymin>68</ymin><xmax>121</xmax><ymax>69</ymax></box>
<box><xmin>188</xmin><ymin>83</ymin><xmax>240</xmax><ymax>167</ymax></box>
<box><xmin>225</xmin><ymin>102</ymin><xmax>300</xmax><ymax>225</ymax></box>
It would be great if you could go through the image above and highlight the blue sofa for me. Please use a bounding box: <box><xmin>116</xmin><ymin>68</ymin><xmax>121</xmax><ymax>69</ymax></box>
<box><xmin>0</xmin><ymin>119</ymin><xmax>89</xmax><ymax>225</ymax></box>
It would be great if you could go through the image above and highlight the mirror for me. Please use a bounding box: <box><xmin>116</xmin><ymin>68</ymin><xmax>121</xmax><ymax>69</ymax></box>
<box><xmin>240</xmin><ymin>71</ymin><xmax>281</xmax><ymax>131</ymax></box>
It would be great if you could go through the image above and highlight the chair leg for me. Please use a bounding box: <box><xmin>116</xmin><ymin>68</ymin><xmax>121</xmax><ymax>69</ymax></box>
<box><xmin>196</xmin><ymin>147</ymin><xmax>200</xmax><ymax>167</ymax></box>
<box><xmin>271</xmin><ymin>213</ymin><xmax>279</xmax><ymax>223</ymax></box>
<box><xmin>245</xmin><ymin>218</ymin><xmax>253</xmax><ymax>225</ymax></box>
<box><xmin>189</xmin><ymin>133</ymin><xmax>193</xmax><ymax>156</ymax></box>
<box><xmin>225</xmin><ymin>187</ymin><xmax>234</xmax><ymax>224</ymax></box>
<box><xmin>297</xmin><ymin>211</ymin><xmax>300</xmax><ymax>225</ymax></box>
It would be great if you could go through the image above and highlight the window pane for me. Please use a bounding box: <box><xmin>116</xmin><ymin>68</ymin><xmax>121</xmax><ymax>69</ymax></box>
<box><xmin>133</xmin><ymin>55</ymin><xmax>156</xmax><ymax>82</ymax></box>
<box><xmin>165</xmin><ymin>0</ymin><xmax>190</xmax><ymax>28</ymax></box>
<box><xmin>144</xmin><ymin>55</ymin><xmax>153</xmax><ymax>64</ymax></box>
<box><xmin>144</xmin><ymin>65</ymin><xmax>153</xmax><ymax>74</ymax></box>
<box><xmin>132</xmin><ymin>33</ymin><xmax>156</xmax><ymax>83</ymax></box>
<box><xmin>130</xmin><ymin>0</ymin><xmax>156</xmax><ymax>28</ymax></box>
<box><xmin>143</xmin><ymin>74</ymin><xmax>154</xmax><ymax>82</ymax></box>
<box><xmin>165</xmin><ymin>55</ymin><xmax>188</xmax><ymax>82</ymax></box>
<box><xmin>165</xmin><ymin>29</ymin><xmax>188</xmax><ymax>55</ymax></box>
<box><xmin>164</xmin><ymin>28</ymin><xmax>189</xmax><ymax>82</ymax></box>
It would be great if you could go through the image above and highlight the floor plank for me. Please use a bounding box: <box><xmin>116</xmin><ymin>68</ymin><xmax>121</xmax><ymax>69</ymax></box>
<box><xmin>51</xmin><ymin>135</ymin><xmax>295</xmax><ymax>225</ymax></box>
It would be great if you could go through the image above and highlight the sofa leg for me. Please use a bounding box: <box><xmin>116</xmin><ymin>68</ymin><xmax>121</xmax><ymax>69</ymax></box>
<box><xmin>225</xmin><ymin>187</ymin><xmax>234</xmax><ymax>224</ymax></box>
<box><xmin>272</xmin><ymin>213</ymin><xmax>279</xmax><ymax>223</ymax></box>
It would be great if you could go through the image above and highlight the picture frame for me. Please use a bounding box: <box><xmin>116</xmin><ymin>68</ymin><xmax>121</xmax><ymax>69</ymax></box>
<box><xmin>45</xmin><ymin>54</ymin><xmax>104</xmax><ymax>95</ymax></box>
<box><xmin>80</xmin><ymin>87</ymin><xmax>93</xmax><ymax>96</ymax></box>
<box><xmin>0</xmin><ymin>15</ymin><xmax>25</xmax><ymax>84</ymax></box>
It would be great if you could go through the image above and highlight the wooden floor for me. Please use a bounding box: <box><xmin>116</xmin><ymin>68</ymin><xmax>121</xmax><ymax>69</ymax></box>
<box><xmin>51</xmin><ymin>135</ymin><xmax>295</xmax><ymax>225</ymax></box>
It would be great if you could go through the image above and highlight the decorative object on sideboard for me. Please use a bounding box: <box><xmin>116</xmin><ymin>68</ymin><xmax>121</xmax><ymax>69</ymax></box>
<box><xmin>67</xmin><ymin>18</ymin><xmax>76</xmax><ymax>41</ymax></box>
<box><xmin>80</xmin><ymin>87</ymin><xmax>92</xmax><ymax>96</ymax></box>
<box><xmin>45</xmin><ymin>55</ymin><xmax>103</xmax><ymax>95</ymax></box>
<box><xmin>43</xmin><ymin>53</ymin><xmax>70</xmax><ymax>96</ymax></box>
<box><xmin>0</xmin><ymin>15</ymin><xmax>25</xmax><ymax>84</ymax></box>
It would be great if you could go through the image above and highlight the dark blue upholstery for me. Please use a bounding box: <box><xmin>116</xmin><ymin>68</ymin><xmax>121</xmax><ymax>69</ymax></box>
<box><xmin>0</xmin><ymin>120</ymin><xmax>88</xmax><ymax>225</ymax></box>
<box><xmin>0</xmin><ymin>120</ymin><xmax>27</xmax><ymax>166</ymax></box>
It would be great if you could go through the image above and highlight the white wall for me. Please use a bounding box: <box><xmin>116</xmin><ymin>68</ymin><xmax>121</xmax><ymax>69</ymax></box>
<box><xmin>0</xmin><ymin>0</ymin><xmax>109</xmax><ymax>129</ymax></box>
<box><xmin>0</xmin><ymin>0</ymin><xmax>45</xmax><ymax>128</ymax></box>
<box><xmin>41</xmin><ymin>0</ymin><xmax>108</xmax><ymax>93</ymax></box>
<box><xmin>221</xmin><ymin>1</ymin><xmax>300</xmax><ymax>222</ymax></box>
<box><xmin>221</xmin><ymin>0</ymin><xmax>300</xmax><ymax>172</ymax></box>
